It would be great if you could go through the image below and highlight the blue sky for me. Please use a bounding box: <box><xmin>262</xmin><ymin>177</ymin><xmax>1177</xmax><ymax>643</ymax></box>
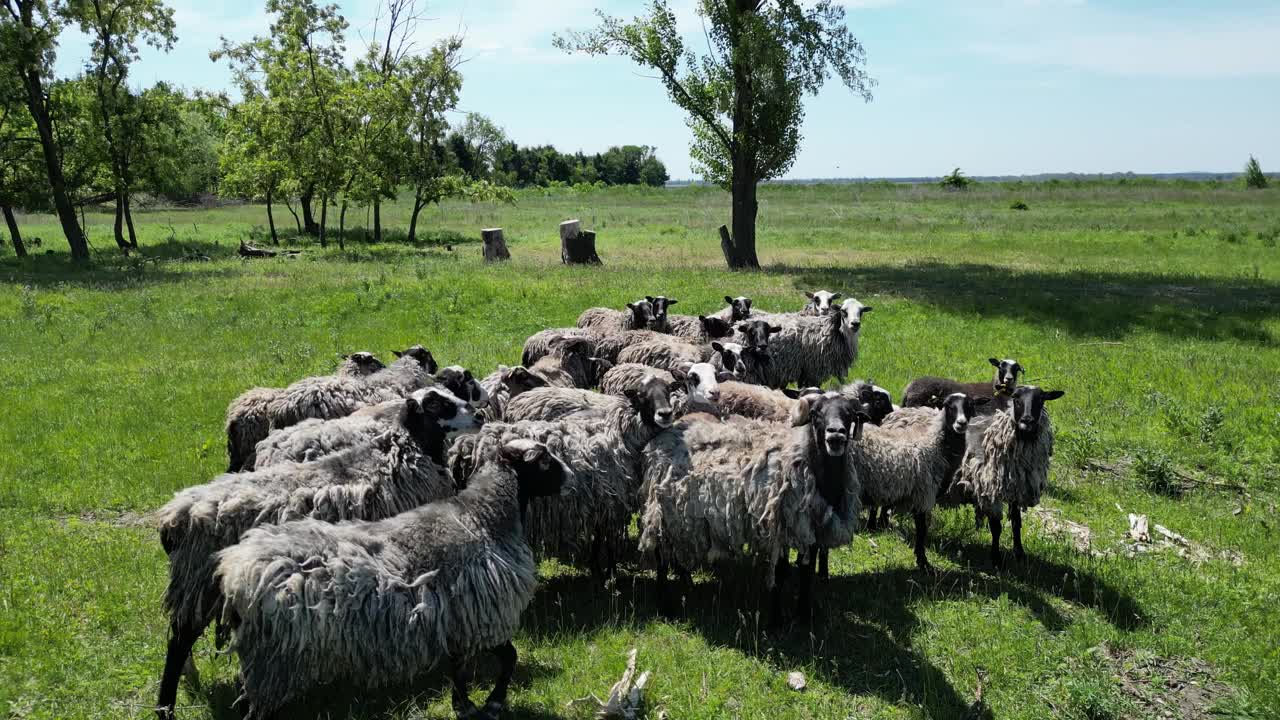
<box><xmin>52</xmin><ymin>0</ymin><xmax>1280</xmax><ymax>180</ymax></box>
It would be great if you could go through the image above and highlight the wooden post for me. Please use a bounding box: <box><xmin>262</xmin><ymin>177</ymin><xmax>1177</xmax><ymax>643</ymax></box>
<box><xmin>481</xmin><ymin>227</ymin><xmax>510</xmax><ymax>261</ymax></box>
<box><xmin>560</xmin><ymin>218</ymin><xmax>602</xmax><ymax>265</ymax></box>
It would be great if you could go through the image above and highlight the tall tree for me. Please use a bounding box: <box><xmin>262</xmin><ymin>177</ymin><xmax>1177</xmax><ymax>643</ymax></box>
<box><xmin>1</xmin><ymin>71</ymin><xmax>41</xmax><ymax>257</ymax></box>
<box><xmin>401</xmin><ymin>36</ymin><xmax>465</xmax><ymax>244</ymax></box>
<box><xmin>557</xmin><ymin>0</ymin><xmax>873</xmax><ymax>268</ymax></box>
<box><xmin>65</xmin><ymin>0</ymin><xmax>176</xmax><ymax>251</ymax></box>
<box><xmin>1</xmin><ymin>0</ymin><xmax>90</xmax><ymax>259</ymax></box>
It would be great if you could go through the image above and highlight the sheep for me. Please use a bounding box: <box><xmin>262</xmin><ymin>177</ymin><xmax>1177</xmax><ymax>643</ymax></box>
<box><xmin>451</xmin><ymin>376</ymin><xmax>674</xmax><ymax>578</ymax></box>
<box><xmin>713</xmin><ymin>380</ymin><xmax>888</xmax><ymax>427</ymax></box>
<box><xmin>902</xmin><ymin>358</ymin><xmax>1024</xmax><ymax>409</ymax></box>
<box><xmin>638</xmin><ymin>392</ymin><xmax>870</xmax><ymax>624</ymax></box>
<box><xmin>801</xmin><ymin>290</ymin><xmax>842</xmax><ymax>316</ymax></box>
<box><xmin>526</xmin><ymin>336</ymin><xmax>599</xmax><ymax>389</ymax></box>
<box><xmin>241</xmin><ymin>364</ymin><xmax>487</xmax><ymax>470</ymax></box>
<box><xmin>667</xmin><ymin>313</ymin><xmax>735</xmax><ymax>343</ymax></box>
<box><xmin>521</xmin><ymin>328</ymin><xmax>671</xmax><ymax>366</ymax></box>
<box><xmin>222</xmin><ymin>350</ymin><xmax>408</xmax><ymax>472</ymax></box>
<box><xmin>615</xmin><ymin>338</ymin><xmax>708</xmax><ymax>372</ymax></box>
<box><xmin>214</xmin><ymin>438</ymin><xmax>570</xmax><ymax>720</ymax></box>
<box><xmin>154</xmin><ymin>387</ymin><xmax>478</xmax><ymax>718</ymax></box>
<box><xmin>848</xmin><ymin>393</ymin><xmax>987</xmax><ymax>574</ymax></box>
<box><xmin>576</xmin><ymin>299</ymin><xmax>663</xmax><ymax>333</ymax></box>
<box><xmin>753</xmin><ymin>299</ymin><xmax>870</xmax><ymax>389</ymax></box>
<box><xmin>732</xmin><ymin>318</ymin><xmax>781</xmax><ymax>353</ymax></box>
<box><xmin>943</xmin><ymin>385</ymin><xmax>1063</xmax><ymax>567</ymax></box>
<box><xmin>509</xmin><ymin>362</ymin><xmax>727</xmax><ymax>422</ymax></box>
<box><xmin>477</xmin><ymin>365</ymin><xmax>549</xmax><ymax>422</ymax></box>
<box><xmin>712</xmin><ymin>295</ymin><xmax>753</xmax><ymax>322</ymax></box>
<box><xmin>645</xmin><ymin>295</ymin><xmax>677</xmax><ymax>329</ymax></box>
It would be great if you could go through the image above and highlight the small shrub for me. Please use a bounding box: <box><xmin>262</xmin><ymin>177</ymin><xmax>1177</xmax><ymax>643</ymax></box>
<box><xmin>939</xmin><ymin>167</ymin><xmax>972</xmax><ymax>191</ymax></box>
<box><xmin>1199</xmin><ymin>404</ymin><xmax>1226</xmax><ymax>445</ymax></box>
<box><xmin>1010</xmin><ymin>199</ymin><xmax>1029</xmax><ymax>210</ymax></box>
<box><xmin>1059</xmin><ymin>418</ymin><xmax>1103</xmax><ymax>469</ymax></box>
<box><xmin>1243</xmin><ymin>155</ymin><xmax>1267</xmax><ymax>189</ymax></box>
<box><xmin>1220</xmin><ymin>227</ymin><xmax>1244</xmax><ymax>244</ymax></box>
<box><xmin>1133</xmin><ymin>448</ymin><xmax>1182</xmax><ymax>497</ymax></box>
<box><xmin>1258</xmin><ymin>226</ymin><xmax>1278</xmax><ymax>247</ymax></box>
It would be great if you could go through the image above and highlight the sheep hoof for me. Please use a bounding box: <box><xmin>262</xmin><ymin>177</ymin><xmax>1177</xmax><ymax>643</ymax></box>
<box><xmin>452</xmin><ymin>699</ymin><xmax>478</xmax><ymax>719</ymax></box>
<box><xmin>478</xmin><ymin>700</ymin><xmax>506</xmax><ymax>720</ymax></box>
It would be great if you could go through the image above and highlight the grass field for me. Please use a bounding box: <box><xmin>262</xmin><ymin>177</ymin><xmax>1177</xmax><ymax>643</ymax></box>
<box><xmin>2</xmin><ymin>182</ymin><xmax>1279</xmax><ymax>719</ymax></box>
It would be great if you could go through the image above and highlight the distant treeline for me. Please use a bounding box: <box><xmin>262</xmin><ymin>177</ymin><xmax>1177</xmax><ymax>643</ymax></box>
<box><xmin>444</xmin><ymin>115</ymin><xmax>667</xmax><ymax>188</ymax></box>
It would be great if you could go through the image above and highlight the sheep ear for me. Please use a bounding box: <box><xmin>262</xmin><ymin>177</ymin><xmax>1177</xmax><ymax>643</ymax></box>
<box><xmin>405</xmin><ymin>394</ymin><xmax>424</xmax><ymax>417</ymax></box>
<box><xmin>711</xmin><ymin>341</ymin><xmax>725</xmax><ymax>353</ymax></box>
<box><xmin>768</xmin><ymin>325</ymin><xmax>782</xmax><ymax>334</ymax></box>
<box><xmin>667</xmin><ymin>299</ymin><xmax>678</xmax><ymax>306</ymax></box>
<box><xmin>1013</xmin><ymin>362</ymin><xmax>1023</xmax><ymax>374</ymax></box>
<box><xmin>988</xmin><ymin>358</ymin><xmax>1000</xmax><ymax>368</ymax></box>
<box><xmin>974</xmin><ymin>397</ymin><xmax>991</xmax><ymax>406</ymax></box>
<box><xmin>831</xmin><ymin>292</ymin><xmax>843</xmax><ymax>301</ymax></box>
<box><xmin>645</xmin><ymin>296</ymin><xmax>655</xmax><ymax>304</ymax></box>
<box><xmin>782</xmin><ymin>388</ymin><xmax>802</xmax><ymax>400</ymax></box>
<box><xmin>805</xmin><ymin>291</ymin><xmax>816</xmax><ymax>300</ymax></box>
<box><xmin>724</xmin><ymin>295</ymin><xmax>734</xmax><ymax>304</ymax></box>
<box><xmin>860</xmin><ymin>306</ymin><xmax>873</xmax><ymax>313</ymax></box>
<box><xmin>789</xmin><ymin>397</ymin><xmax>813</xmax><ymax>426</ymax></box>
<box><xmin>715</xmin><ymin>371</ymin><xmax>735</xmax><ymax>382</ymax></box>
<box><xmin>341</xmin><ymin>353</ymin><xmax>351</xmax><ymax>360</ymax></box>
<box><xmin>626</xmin><ymin>302</ymin><xmax>637</xmax><ymax>311</ymax></box>
<box><xmin>393</xmin><ymin>350</ymin><xmax>404</xmax><ymax>358</ymax></box>
<box><xmin>463</xmin><ymin>369</ymin><xmax>473</xmax><ymax>381</ymax></box>
<box><xmin>736</xmin><ymin>322</ymin><xmax>749</xmax><ymax>332</ymax></box>
<box><xmin>1043</xmin><ymin>390</ymin><xmax>1065</xmax><ymax>401</ymax></box>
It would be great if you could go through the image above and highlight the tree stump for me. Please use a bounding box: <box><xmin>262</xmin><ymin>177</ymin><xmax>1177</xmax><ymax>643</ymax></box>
<box><xmin>560</xmin><ymin>219</ymin><xmax>602</xmax><ymax>265</ymax></box>
<box><xmin>481</xmin><ymin>227</ymin><xmax>510</xmax><ymax>262</ymax></box>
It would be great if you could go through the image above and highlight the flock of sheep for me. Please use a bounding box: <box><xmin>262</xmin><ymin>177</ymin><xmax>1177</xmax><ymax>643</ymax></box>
<box><xmin>152</xmin><ymin>290</ymin><xmax>1065</xmax><ymax>719</ymax></box>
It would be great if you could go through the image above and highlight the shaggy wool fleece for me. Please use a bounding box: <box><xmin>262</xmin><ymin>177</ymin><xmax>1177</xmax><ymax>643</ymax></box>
<box><xmin>954</xmin><ymin>409</ymin><xmax>1054</xmax><ymax>512</ymax></box>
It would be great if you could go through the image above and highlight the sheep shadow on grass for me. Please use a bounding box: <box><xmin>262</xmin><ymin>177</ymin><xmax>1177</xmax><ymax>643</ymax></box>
<box><xmin>775</xmin><ymin>261</ymin><xmax>1280</xmax><ymax>347</ymax></box>
<box><xmin>194</xmin><ymin>651</ymin><xmax>564</xmax><ymax>720</ymax></box>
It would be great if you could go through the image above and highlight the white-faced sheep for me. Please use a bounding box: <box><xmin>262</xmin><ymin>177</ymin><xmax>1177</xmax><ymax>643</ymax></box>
<box><xmin>477</xmin><ymin>365</ymin><xmax>549</xmax><ymax>422</ymax></box>
<box><xmin>154</xmin><ymin>387</ymin><xmax>478</xmax><ymax>718</ymax></box>
<box><xmin>712</xmin><ymin>295</ymin><xmax>753</xmax><ymax>322</ymax></box>
<box><xmin>214</xmin><ymin>438</ymin><xmax>570</xmax><ymax>720</ymax></box>
<box><xmin>902</xmin><ymin>358</ymin><xmax>1024</xmax><ymax>409</ymax></box>
<box><xmin>943</xmin><ymin>385</ymin><xmax>1063</xmax><ymax>567</ymax></box>
<box><xmin>801</xmin><ymin>290</ymin><xmax>843</xmax><ymax>316</ymax></box>
<box><xmin>223</xmin><ymin>350</ymin><xmax>403</xmax><ymax>472</ymax></box>
<box><xmin>753</xmin><ymin>299</ymin><xmax>870</xmax><ymax>389</ymax></box>
<box><xmin>451</xmin><ymin>376</ymin><xmax>674</xmax><ymax>578</ymax></box>
<box><xmin>576</xmin><ymin>299</ymin><xmax>665</xmax><ymax>333</ymax></box>
<box><xmin>850</xmin><ymin>393</ymin><xmax>987</xmax><ymax>574</ymax></box>
<box><xmin>638</xmin><ymin>392</ymin><xmax>870</xmax><ymax>624</ymax></box>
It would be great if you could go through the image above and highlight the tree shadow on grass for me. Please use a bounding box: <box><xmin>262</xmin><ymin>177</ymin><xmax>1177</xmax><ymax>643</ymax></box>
<box><xmin>771</xmin><ymin>261</ymin><xmax>1280</xmax><ymax>346</ymax></box>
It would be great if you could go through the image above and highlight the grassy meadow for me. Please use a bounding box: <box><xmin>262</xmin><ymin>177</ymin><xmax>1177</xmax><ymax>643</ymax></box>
<box><xmin>1</xmin><ymin>181</ymin><xmax>1279</xmax><ymax>719</ymax></box>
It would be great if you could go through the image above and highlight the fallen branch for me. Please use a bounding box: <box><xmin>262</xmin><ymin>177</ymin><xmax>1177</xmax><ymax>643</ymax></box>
<box><xmin>239</xmin><ymin>241</ymin><xmax>300</xmax><ymax>259</ymax></box>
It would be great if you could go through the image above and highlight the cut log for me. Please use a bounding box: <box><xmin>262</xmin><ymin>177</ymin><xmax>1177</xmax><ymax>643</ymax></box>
<box><xmin>239</xmin><ymin>241</ymin><xmax>301</xmax><ymax>259</ymax></box>
<box><xmin>560</xmin><ymin>219</ymin><xmax>602</xmax><ymax>265</ymax></box>
<box><xmin>481</xmin><ymin>227</ymin><xmax>510</xmax><ymax>262</ymax></box>
<box><xmin>718</xmin><ymin>224</ymin><xmax>736</xmax><ymax>268</ymax></box>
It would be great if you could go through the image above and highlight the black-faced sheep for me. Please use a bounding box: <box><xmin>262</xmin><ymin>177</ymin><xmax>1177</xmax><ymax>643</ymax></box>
<box><xmin>450</xmin><ymin>376</ymin><xmax>674</xmax><ymax>578</ymax></box>
<box><xmin>526</xmin><ymin>336</ymin><xmax>600</xmax><ymax>389</ymax></box>
<box><xmin>214</xmin><ymin>438</ymin><xmax>570</xmax><ymax>720</ymax></box>
<box><xmin>477</xmin><ymin>365</ymin><xmax>549</xmax><ymax>422</ymax></box>
<box><xmin>667</xmin><ymin>314</ymin><xmax>735</xmax><ymax>343</ymax></box>
<box><xmin>224</xmin><ymin>346</ymin><xmax>441</xmax><ymax>472</ymax></box>
<box><xmin>852</xmin><ymin>393</ymin><xmax>987</xmax><ymax>573</ymax></box>
<box><xmin>713</xmin><ymin>295</ymin><xmax>753</xmax><ymax>322</ymax></box>
<box><xmin>638</xmin><ymin>392</ymin><xmax>870</xmax><ymax>624</ymax></box>
<box><xmin>154</xmin><ymin>387</ymin><xmax>477</xmax><ymax>718</ymax></box>
<box><xmin>753</xmin><ymin>299</ymin><xmax>870</xmax><ymax>389</ymax></box>
<box><xmin>509</xmin><ymin>362</ymin><xmax>727</xmax><ymax>422</ymax></box>
<box><xmin>576</xmin><ymin>299</ymin><xmax>664</xmax><ymax>333</ymax></box>
<box><xmin>944</xmin><ymin>385</ymin><xmax>1063</xmax><ymax>567</ymax></box>
<box><xmin>902</xmin><ymin>358</ymin><xmax>1024</xmax><ymax>409</ymax></box>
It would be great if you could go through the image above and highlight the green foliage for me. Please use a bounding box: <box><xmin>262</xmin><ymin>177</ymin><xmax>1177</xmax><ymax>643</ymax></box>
<box><xmin>940</xmin><ymin>167</ymin><xmax>972</xmax><ymax>190</ymax></box>
<box><xmin>1010</xmin><ymin>199</ymin><xmax>1029</xmax><ymax>210</ymax></box>
<box><xmin>1132</xmin><ymin>448</ymin><xmax>1182</xmax><ymax>497</ymax></box>
<box><xmin>479</xmin><ymin>141</ymin><xmax>668</xmax><ymax>188</ymax></box>
<box><xmin>1243</xmin><ymin>155</ymin><xmax>1267</xmax><ymax>189</ymax></box>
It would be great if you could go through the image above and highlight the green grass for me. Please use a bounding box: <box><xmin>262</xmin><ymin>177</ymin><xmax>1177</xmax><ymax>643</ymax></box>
<box><xmin>2</xmin><ymin>182</ymin><xmax>1279</xmax><ymax>719</ymax></box>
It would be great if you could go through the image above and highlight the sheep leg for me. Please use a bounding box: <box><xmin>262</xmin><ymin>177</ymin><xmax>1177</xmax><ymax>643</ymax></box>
<box><xmin>879</xmin><ymin>506</ymin><xmax>892</xmax><ymax>528</ymax></box>
<box><xmin>1010</xmin><ymin>504</ymin><xmax>1026</xmax><ymax>562</ymax></box>
<box><xmin>450</xmin><ymin>655</ymin><xmax>477</xmax><ymax>718</ymax></box>
<box><xmin>913</xmin><ymin>512</ymin><xmax>934</xmax><ymax>573</ymax></box>
<box><xmin>818</xmin><ymin>547</ymin><xmax>829</xmax><ymax>580</ymax></box>
<box><xmin>865</xmin><ymin>504</ymin><xmax>879</xmax><ymax>531</ymax></box>
<box><xmin>796</xmin><ymin>546</ymin><xmax>817</xmax><ymax>624</ymax></box>
<box><xmin>156</xmin><ymin>622</ymin><xmax>201</xmax><ymax>719</ymax></box>
<box><xmin>769</xmin><ymin>552</ymin><xmax>791</xmax><ymax>628</ymax></box>
<box><xmin>988</xmin><ymin>513</ymin><xmax>1004</xmax><ymax>569</ymax></box>
<box><xmin>655</xmin><ymin>550</ymin><xmax>676</xmax><ymax>617</ymax></box>
<box><xmin>478</xmin><ymin>642</ymin><xmax>517</xmax><ymax>720</ymax></box>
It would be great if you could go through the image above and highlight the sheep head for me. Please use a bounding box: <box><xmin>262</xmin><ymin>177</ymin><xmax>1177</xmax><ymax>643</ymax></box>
<box><xmin>791</xmin><ymin>392</ymin><xmax>871</xmax><ymax>457</ymax></box>
<box><xmin>723</xmin><ymin>295</ymin><xmax>753</xmax><ymax>321</ymax></box>
<box><xmin>435</xmin><ymin>366</ymin><xmax>489</xmax><ymax>410</ymax></box>
<box><xmin>1009</xmin><ymin>385</ymin><xmax>1064</xmax><ymax>435</ymax></box>
<box><xmin>988</xmin><ymin>357</ymin><xmax>1023</xmax><ymax>396</ymax></box>
<box><xmin>392</xmin><ymin>345</ymin><xmax>439</xmax><ymax>374</ymax></box>
<box><xmin>501</xmin><ymin>439</ymin><xmax>572</xmax><ymax>501</ymax></box>
<box><xmin>625</xmin><ymin>375</ymin><xmax>674</xmax><ymax>429</ymax></box>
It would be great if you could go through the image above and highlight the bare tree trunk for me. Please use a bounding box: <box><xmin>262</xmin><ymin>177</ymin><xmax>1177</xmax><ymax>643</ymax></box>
<box><xmin>723</xmin><ymin>2</ymin><xmax>760</xmax><ymax>271</ymax></box>
<box><xmin>726</xmin><ymin>161</ymin><xmax>760</xmax><ymax>269</ymax></box>
<box><xmin>318</xmin><ymin>193</ymin><xmax>328</xmax><ymax>247</ymax></box>
<box><xmin>19</xmin><ymin>68</ymin><xmax>88</xmax><ymax>260</ymax></box>
<box><xmin>266</xmin><ymin>187</ymin><xmax>278</xmax><ymax>245</ymax></box>
<box><xmin>284</xmin><ymin>195</ymin><xmax>302</xmax><ymax>233</ymax></box>
<box><xmin>113</xmin><ymin>192</ymin><xmax>129</xmax><ymax>252</ymax></box>
<box><xmin>123</xmin><ymin>191</ymin><xmax>138</xmax><ymax>249</ymax></box>
<box><xmin>301</xmin><ymin>184</ymin><xmax>319</xmax><ymax>236</ymax></box>
<box><xmin>373</xmin><ymin>198</ymin><xmax>382</xmax><ymax>243</ymax></box>
<box><xmin>339</xmin><ymin>200</ymin><xmax>347</xmax><ymax>243</ymax></box>
<box><xmin>407</xmin><ymin>193</ymin><xmax>424</xmax><ymax>244</ymax></box>
<box><xmin>3</xmin><ymin>205</ymin><xmax>26</xmax><ymax>258</ymax></box>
